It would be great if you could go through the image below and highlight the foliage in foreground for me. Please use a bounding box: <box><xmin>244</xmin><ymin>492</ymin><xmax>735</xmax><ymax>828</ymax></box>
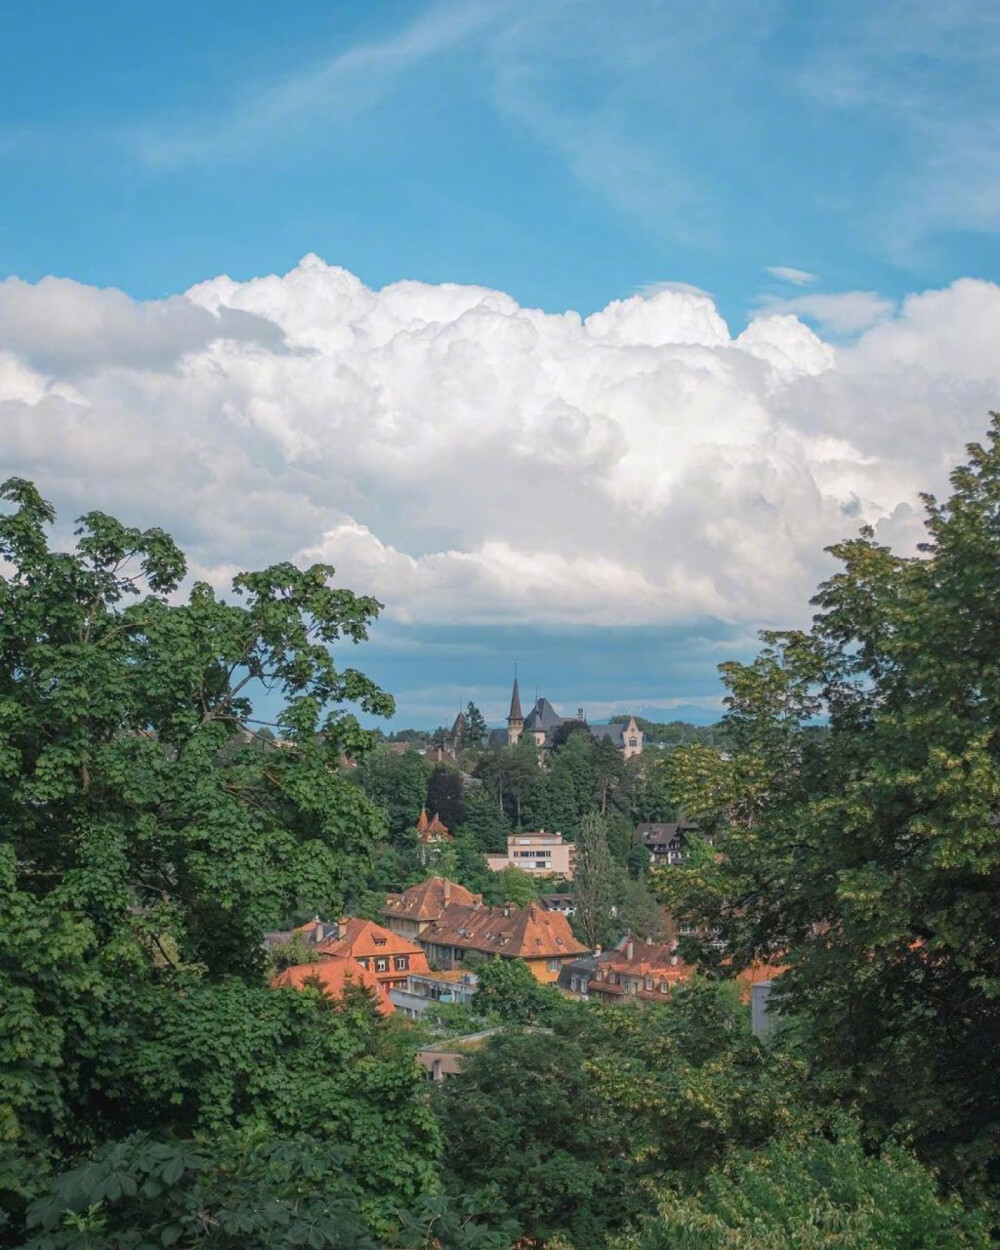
<box><xmin>660</xmin><ymin>419</ymin><xmax>1000</xmax><ymax>1194</ymax></box>
<box><xmin>0</xmin><ymin>480</ymin><xmax>438</xmax><ymax>1243</ymax></box>
<box><xmin>615</xmin><ymin>1129</ymin><xmax>992</xmax><ymax>1250</ymax></box>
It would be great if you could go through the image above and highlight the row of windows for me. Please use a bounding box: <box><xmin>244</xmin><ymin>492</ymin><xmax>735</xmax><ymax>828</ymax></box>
<box><xmin>358</xmin><ymin>956</ymin><xmax>409</xmax><ymax>973</ymax></box>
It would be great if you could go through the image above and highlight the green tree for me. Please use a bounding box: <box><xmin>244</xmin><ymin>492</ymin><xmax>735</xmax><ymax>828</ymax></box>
<box><xmin>614</xmin><ymin>1130</ymin><xmax>992</xmax><ymax>1250</ymax></box>
<box><xmin>426</xmin><ymin>763</ymin><xmax>465</xmax><ymax>832</ymax></box>
<box><xmin>661</xmin><ymin>419</ymin><xmax>1000</xmax><ymax>1193</ymax></box>
<box><xmin>483</xmin><ymin>864</ymin><xmax>538</xmax><ymax>907</ymax></box>
<box><xmin>0</xmin><ymin>480</ymin><xmax>439</xmax><ymax>1240</ymax></box>
<box><xmin>453</xmin><ymin>785</ymin><xmax>509</xmax><ymax>853</ymax></box>
<box><xmin>572</xmin><ymin>813</ymin><xmax>617</xmax><ymax>948</ymax></box>
<box><xmin>436</xmin><ymin>1029</ymin><xmax>632</xmax><ymax>1250</ymax></box>
<box><xmin>546</xmin><ymin>729</ymin><xmax>596</xmax><ymax>831</ymax></box>
<box><xmin>459</xmin><ymin>702</ymin><xmax>488</xmax><ymax>749</ymax></box>
<box><xmin>593</xmin><ymin>734</ymin><xmax>626</xmax><ymax>814</ymax></box>
<box><xmin>355</xmin><ymin>747</ymin><xmax>431</xmax><ymax>846</ymax></box>
<box><xmin>472</xmin><ymin>957</ymin><xmax>560</xmax><ymax>1024</ymax></box>
<box><xmin>618</xmin><ymin>877</ymin><xmax>662</xmax><ymax>941</ymax></box>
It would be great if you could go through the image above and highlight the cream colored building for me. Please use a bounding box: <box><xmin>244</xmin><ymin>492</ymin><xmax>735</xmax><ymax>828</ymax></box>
<box><xmin>486</xmin><ymin>830</ymin><xmax>576</xmax><ymax>880</ymax></box>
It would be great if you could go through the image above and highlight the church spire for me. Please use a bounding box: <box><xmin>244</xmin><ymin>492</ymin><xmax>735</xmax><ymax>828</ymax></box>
<box><xmin>508</xmin><ymin>675</ymin><xmax>523</xmax><ymax>722</ymax></box>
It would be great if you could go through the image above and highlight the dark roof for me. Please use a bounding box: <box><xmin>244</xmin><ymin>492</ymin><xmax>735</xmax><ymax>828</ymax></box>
<box><xmin>590</xmin><ymin>723</ymin><xmax>626</xmax><ymax>746</ymax></box>
<box><xmin>638</xmin><ymin>822</ymin><xmax>700</xmax><ymax>848</ymax></box>
<box><xmin>488</xmin><ymin>727</ymin><xmax>508</xmax><ymax>749</ymax></box>
<box><xmin>556</xmin><ymin>954</ymin><xmax>599</xmax><ymax>992</ymax></box>
<box><xmin>450</xmin><ymin>711</ymin><xmax>466</xmax><ymax>737</ymax></box>
<box><xmin>523</xmin><ymin>697</ymin><xmax>563</xmax><ymax>733</ymax></box>
<box><xmin>509</xmin><ymin>678</ymin><xmax>523</xmax><ymax>722</ymax></box>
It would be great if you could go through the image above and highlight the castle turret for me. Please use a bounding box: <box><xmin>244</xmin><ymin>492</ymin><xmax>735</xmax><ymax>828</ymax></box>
<box><xmin>507</xmin><ymin>676</ymin><xmax>524</xmax><ymax>745</ymax></box>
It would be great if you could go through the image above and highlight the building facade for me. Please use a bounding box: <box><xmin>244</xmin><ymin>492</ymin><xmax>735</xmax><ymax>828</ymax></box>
<box><xmin>315</xmin><ymin>917</ymin><xmax>431</xmax><ymax>993</ymax></box>
<box><xmin>485</xmin><ymin>830</ymin><xmax>576</xmax><ymax>879</ymax></box>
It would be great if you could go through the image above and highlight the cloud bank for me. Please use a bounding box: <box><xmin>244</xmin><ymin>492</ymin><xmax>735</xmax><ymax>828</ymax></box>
<box><xmin>1</xmin><ymin>258</ymin><xmax>998</xmax><ymax>630</ymax></box>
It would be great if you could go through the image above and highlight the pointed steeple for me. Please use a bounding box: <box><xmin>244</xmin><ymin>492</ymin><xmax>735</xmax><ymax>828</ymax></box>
<box><xmin>507</xmin><ymin>673</ymin><xmax>524</xmax><ymax>745</ymax></box>
<box><xmin>508</xmin><ymin>676</ymin><xmax>523</xmax><ymax>722</ymax></box>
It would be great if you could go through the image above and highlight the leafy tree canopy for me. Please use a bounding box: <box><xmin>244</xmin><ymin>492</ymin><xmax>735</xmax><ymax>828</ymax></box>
<box><xmin>659</xmin><ymin>419</ymin><xmax>1000</xmax><ymax>1191</ymax></box>
<box><xmin>0</xmin><ymin>481</ymin><xmax>439</xmax><ymax>1241</ymax></box>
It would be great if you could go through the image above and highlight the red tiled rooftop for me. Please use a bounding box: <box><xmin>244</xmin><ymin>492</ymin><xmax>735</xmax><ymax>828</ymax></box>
<box><xmin>384</xmin><ymin>877</ymin><xmax>482</xmax><ymax>922</ymax></box>
<box><xmin>271</xmin><ymin>956</ymin><xmax>393</xmax><ymax>1015</ymax></box>
<box><xmin>424</xmin><ymin>899</ymin><xmax>589</xmax><ymax>960</ymax></box>
<box><xmin>316</xmin><ymin>917</ymin><xmax>429</xmax><ymax>970</ymax></box>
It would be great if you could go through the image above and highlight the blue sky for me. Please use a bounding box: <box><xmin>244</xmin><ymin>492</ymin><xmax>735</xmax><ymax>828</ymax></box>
<box><xmin>3</xmin><ymin>1</ymin><xmax>1000</xmax><ymax>727</ymax></box>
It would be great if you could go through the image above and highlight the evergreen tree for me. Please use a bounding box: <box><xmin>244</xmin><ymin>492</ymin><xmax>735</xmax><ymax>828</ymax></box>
<box><xmin>426</xmin><ymin>763</ymin><xmax>465</xmax><ymax>831</ymax></box>
<box><xmin>572</xmin><ymin>813</ymin><xmax>617</xmax><ymax>948</ymax></box>
<box><xmin>459</xmin><ymin>701</ymin><xmax>488</xmax><ymax>748</ymax></box>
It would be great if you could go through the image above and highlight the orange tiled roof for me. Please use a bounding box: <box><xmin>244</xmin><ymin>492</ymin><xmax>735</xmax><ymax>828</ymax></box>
<box><xmin>423</xmin><ymin>899</ymin><xmax>589</xmax><ymax>960</ymax></box>
<box><xmin>416</xmin><ymin>808</ymin><xmax>430</xmax><ymax>834</ymax></box>
<box><xmin>384</xmin><ymin>877</ymin><xmax>482</xmax><ymax>922</ymax></box>
<box><xmin>599</xmin><ymin>938</ymin><xmax>694</xmax><ymax>983</ymax></box>
<box><xmin>317</xmin><ymin>917</ymin><xmax>428</xmax><ymax>964</ymax></box>
<box><xmin>271</xmin><ymin>956</ymin><xmax>393</xmax><ymax>1015</ymax></box>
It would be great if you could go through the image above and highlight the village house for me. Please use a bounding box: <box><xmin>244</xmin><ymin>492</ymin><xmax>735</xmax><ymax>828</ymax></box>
<box><xmin>417</xmin><ymin>808</ymin><xmax>453</xmax><ymax>846</ymax></box>
<box><xmin>586</xmin><ymin>935</ymin><xmax>692</xmax><ymax>1003</ymax></box>
<box><xmin>271</xmin><ymin>955</ymin><xmax>393</xmax><ymax>1015</ymax></box>
<box><xmin>384</xmin><ymin>877</ymin><xmax>588</xmax><ymax>982</ymax></box>
<box><xmin>556</xmin><ymin>952</ymin><xmax>600</xmax><ymax>997</ymax></box>
<box><xmin>415</xmin><ymin>807</ymin><xmax>453</xmax><ymax>864</ymax></box>
<box><xmin>419</xmin><ymin>897</ymin><xmax>589</xmax><ymax>983</ymax></box>
<box><xmin>485</xmin><ymin>830</ymin><xmax>576</xmax><ymax>879</ymax></box>
<box><xmin>314</xmin><ymin>917</ymin><xmax>431</xmax><ymax>993</ymax></box>
<box><xmin>389</xmin><ymin>968</ymin><xmax>479</xmax><ymax>1019</ymax></box>
<box><xmin>637</xmin><ymin>821</ymin><xmax>704</xmax><ymax>867</ymax></box>
<box><xmin>383</xmin><ymin>876</ymin><xmax>483</xmax><ymax>940</ymax></box>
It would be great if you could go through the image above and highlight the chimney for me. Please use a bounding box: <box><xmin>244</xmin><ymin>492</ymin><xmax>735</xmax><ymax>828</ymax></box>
<box><xmin>577</xmin><ymin>707</ymin><xmax>584</xmax><ymax>721</ymax></box>
<box><xmin>595</xmin><ymin>944</ymin><xmax>602</xmax><ymax>957</ymax></box>
<box><xmin>626</xmin><ymin>939</ymin><xmax>634</xmax><ymax>961</ymax></box>
<box><xmin>443</xmin><ymin>879</ymin><xmax>451</xmax><ymax>903</ymax></box>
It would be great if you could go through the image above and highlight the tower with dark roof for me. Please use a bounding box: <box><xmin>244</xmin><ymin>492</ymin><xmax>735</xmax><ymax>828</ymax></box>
<box><xmin>507</xmin><ymin>675</ymin><xmax>524</xmax><ymax>745</ymax></box>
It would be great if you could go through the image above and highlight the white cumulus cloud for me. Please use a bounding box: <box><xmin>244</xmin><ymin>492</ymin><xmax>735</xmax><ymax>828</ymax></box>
<box><xmin>1</xmin><ymin>258</ymin><xmax>998</xmax><ymax>630</ymax></box>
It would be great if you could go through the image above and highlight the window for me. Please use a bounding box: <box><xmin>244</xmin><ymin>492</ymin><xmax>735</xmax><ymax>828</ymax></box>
<box><xmin>645</xmin><ymin>977</ymin><xmax>653</xmax><ymax>991</ymax></box>
<box><xmin>628</xmin><ymin>735</ymin><xmax>638</xmax><ymax>747</ymax></box>
<box><xmin>394</xmin><ymin>956</ymin><xmax>408</xmax><ymax>971</ymax></box>
<box><xmin>375</xmin><ymin>958</ymin><xmax>388</xmax><ymax>973</ymax></box>
<box><xmin>547</xmin><ymin>958</ymin><xmax>560</xmax><ymax>972</ymax></box>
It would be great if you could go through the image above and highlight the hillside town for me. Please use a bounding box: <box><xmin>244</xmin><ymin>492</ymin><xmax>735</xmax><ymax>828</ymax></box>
<box><xmin>256</xmin><ymin>676</ymin><xmax>780</xmax><ymax>1076</ymax></box>
<box><xmin>8</xmin><ymin>6</ymin><xmax>1000</xmax><ymax>1238</ymax></box>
